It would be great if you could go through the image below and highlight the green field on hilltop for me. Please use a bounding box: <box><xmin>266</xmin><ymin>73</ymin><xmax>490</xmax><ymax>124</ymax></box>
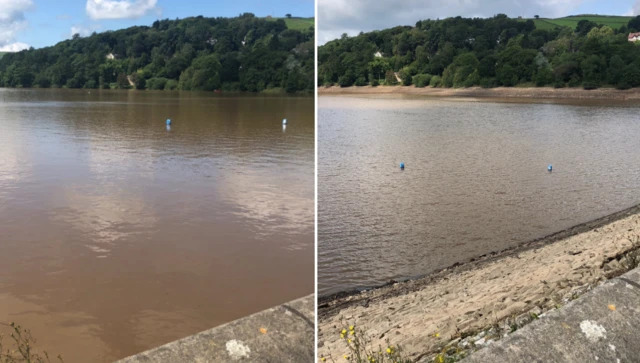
<box><xmin>267</xmin><ymin>17</ymin><xmax>314</xmax><ymax>30</ymax></box>
<box><xmin>520</xmin><ymin>15</ymin><xmax>634</xmax><ymax>30</ymax></box>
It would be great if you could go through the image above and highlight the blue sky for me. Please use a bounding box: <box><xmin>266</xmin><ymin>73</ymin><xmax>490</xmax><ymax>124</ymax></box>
<box><xmin>319</xmin><ymin>0</ymin><xmax>640</xmax><ymax>44</ymax></box>
<box><xmin>1</xmin><ymin>0</ymin><xmax>313</xmax><ymax>51</ymax></box>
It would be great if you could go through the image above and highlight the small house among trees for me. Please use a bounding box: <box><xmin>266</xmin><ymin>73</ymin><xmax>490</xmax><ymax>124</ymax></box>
<box><xmin>629</xmin><ymin>32</ymin><xmax>640</xmax><ymax>42</ymax></box>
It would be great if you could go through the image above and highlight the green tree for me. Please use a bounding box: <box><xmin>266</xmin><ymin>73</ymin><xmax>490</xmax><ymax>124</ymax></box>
<box><xmin>402</xmin><ymin>73</ymin><xmax>412</xmax><ymax>86</ymax></box>
<box><xmin>535</xmin><ymin>67</ymin><xmax>554</xmax><ymax>86</ymax></box>
<box><xmin>368</xmin><ymin>57</ymin><xmax>390</xmax><ymax>81</ymax></box>
<box><xmin>623</xmin><ymin>64</ymin><xmax>640</xmax><ymax>87</ymax></box>
<box><xmin>413</xmin><ymin>74</ymin><xmax>432</xmax><ymax>87</ymax></box>
<box><xmin>116</xmin><ymin>73</ymin><xmax>130</xmax><ymax>89</ymax></box>
<box><xmin>581</xmin><ymin>55</ymin><xmax>606</xmax><ymax>83</ymax></box>
<box><xmin>429</xmin><ymin>75</ymin><xmax>441</xmax><ymax>87</ymax></box>
<box><xmin>576</xmin><ymin>20</ymin><xmax>597</xmax><ymax>36</ymax></box>
<box><xmin>179</xmin><ymin>54</ymin><xmax>221</xmax><ymax>91</ymax></box>
<box><xmin>384</xmin><ymin>70</ymin><xmax>398</xmax><ymax>85</ymax></box>
<box><xmin>587</xmin><ymin>26</ymin><xmax>614</xmax><ymax>40</ymax></box>
<box><xmin>496</xmin><ymin>64</ymin><xmax>518</xmax><ymax>86</ymax></box>
<box><xmin>146</xmin><ymin>77</ymin><xmax>168</xmax><ymax>90</ymax></box>
<box><xmin>607</xmin><ymin>55</ymin><xmax>625</xmax><ymax>85</ymax></box>
<box><xmin>628</xmin><ymin>16</ymin><xmax>640</xmax><ymax>31</ymax></box>
<box><xmin>285</xmin><ymin>71</ymin><xmax>302</xmax><ymax>92</ymax></box>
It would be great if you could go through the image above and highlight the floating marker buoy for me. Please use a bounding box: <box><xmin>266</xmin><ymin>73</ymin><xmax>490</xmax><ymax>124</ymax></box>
<box><xmin>282</xmin><ymin>118</ymin><xmax>287</xmax><ymax>125</ymax></box>
<box><xmin>166</xmin><ymin>119</ymin><xmax>172</xmax><ymax>126</ymax></box>
<box><xmin>548</xmin><ymin>164</ymin><xmax>553</xmax><ymax>172</ymax></box>
<box><xmin>400</xmin><ymin>162</ymin><xmax>405</xmax><ymax>170</ymax></box>
<box><xmin>282</xmin><ymin>124</ymin><xmax>286</xmax><ymax>132</ymax></box>
<box><xmin>166</xmin><ymin>125</ymin><xmax>171</xmax><ymax>131</ymax></box>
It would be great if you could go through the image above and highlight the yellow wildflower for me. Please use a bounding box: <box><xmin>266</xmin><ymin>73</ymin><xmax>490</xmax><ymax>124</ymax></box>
<box><xmin>350</xmin><ymin>331</ymin><xmax>355</xmax><ymax>335</ymax></box>
<box><xmin>349</xmin><ymin>325</ymin><xmax>354</xmax><ymax>331</ymax></box>
<box><xmin>341</xmin><ymin>329</ymin><xmax>347</xmax><ymax>334</ymax></box>
<box><xmin>321</xmin><ymin>358</ymin><xmax>326</xmax><ymax>362</ymax></box>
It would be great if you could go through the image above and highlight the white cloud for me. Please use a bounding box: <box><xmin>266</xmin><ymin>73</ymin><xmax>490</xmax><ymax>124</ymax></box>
<box><xmin>0</xmin><ymin>41</ymin><xmax>28</xmax><ymax>51</ymax></box>
<box><xmin>628</xmin><ymin>0</ymin><xmax>640</xmax><ymax>16</ymax></box>
<box><xmin>0</xmin><ymin>0</ymin><xmax>32</xmax><ymax>51</ymax></box>
<box><xmin>86</xmin><ymin>0</ymin><xmax>158</xmax><ymax>20</ymax></box>
<box><xmin>318</xmin><ymin>0</ymin><xmax>586</xmax><ymax>44</ymax></box>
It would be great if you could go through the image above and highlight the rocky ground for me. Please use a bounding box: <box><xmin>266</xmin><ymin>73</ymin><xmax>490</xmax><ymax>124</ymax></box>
<box><xmin>318</xmin><ymin>204</ymin><xmax>640</xmax><ymax>362</ymax></box>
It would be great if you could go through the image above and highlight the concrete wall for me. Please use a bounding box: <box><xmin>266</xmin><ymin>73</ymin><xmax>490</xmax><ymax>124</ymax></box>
<box><xmin>115</xmin><ymin>294</ymin><xmax>314</xmax><ymax>362</ymax></box>
<box><xmin>463</xmin><ymin>268</ymin><xmax>640</xmax><ymax>363</ymax></box>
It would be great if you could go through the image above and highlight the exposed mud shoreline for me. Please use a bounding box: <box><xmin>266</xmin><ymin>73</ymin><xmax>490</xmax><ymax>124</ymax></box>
<box><xmin>317</xmin><ymin>203</ymin><xmax>640</xmax><ymax>361</ymax></box>
<box><xmin>318</xmin><ymin>85</ymin><xmax>640</xmax><ymax>101</ymax></box>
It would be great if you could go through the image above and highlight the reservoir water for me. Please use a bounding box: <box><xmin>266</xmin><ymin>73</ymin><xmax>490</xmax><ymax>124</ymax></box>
<box><xmin>318</xmin><ymin>95</ymin><xmax>640</xmax><ymax>296</ymax></box>
<box><xmin>0</xmin><ymin>89</ymin><xmax>314</xmax><ymax>362</ymax></box>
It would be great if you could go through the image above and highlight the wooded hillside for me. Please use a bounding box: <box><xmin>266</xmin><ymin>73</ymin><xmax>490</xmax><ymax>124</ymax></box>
<box><xmin>319</xmin><ymin>15</ymin><xmax>640</xmax><ymax>90</ymax></box>
<box><xmin>0</xmin><ymin>13</ymin><xmax>314</xmax><ymax>93</ymax></box>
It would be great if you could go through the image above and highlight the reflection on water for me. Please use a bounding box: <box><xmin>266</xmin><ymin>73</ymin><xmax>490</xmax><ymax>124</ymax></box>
<box><xmin>318</xmin><ymin>95</ymin><xmax>640</xmax><ymax>296</ymax></box>
<box><xmin>0</xmin><ymin>89</ymin><xmax>314</xmax><ymax>362</ymax></box>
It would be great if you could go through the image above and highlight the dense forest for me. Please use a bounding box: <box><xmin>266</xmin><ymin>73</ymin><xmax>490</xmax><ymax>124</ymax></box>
<box><xmin>0</xmin><ymin>14</ymin><xmax>314</xmax><ymax>93</ymax></box>
<box><xmin>318</xmin><ymin>15</ymin><xmax>640</xmax><ymax>90</ymax></box>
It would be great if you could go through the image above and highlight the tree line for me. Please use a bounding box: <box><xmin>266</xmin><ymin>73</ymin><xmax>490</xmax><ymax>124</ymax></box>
<box><xmin>0</xmin><ymin>13</ymin><xmax>314</xmax><ymax>93</ymax></box>
<box><xmin>318</xmin><ymin>15</ymin><xmax>640</xmax><ymax>90</ymax></box>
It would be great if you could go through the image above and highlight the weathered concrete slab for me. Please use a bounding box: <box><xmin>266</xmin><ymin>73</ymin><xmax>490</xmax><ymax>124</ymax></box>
<box><xmin>463</xmin><ymin>268</ymin><xmax>640</xmax><ymax>363</ymax></box>
<box><xmin>115</xmin><ymin>294</ymin><xmax>314</xmax><ymax>362</ymax></box>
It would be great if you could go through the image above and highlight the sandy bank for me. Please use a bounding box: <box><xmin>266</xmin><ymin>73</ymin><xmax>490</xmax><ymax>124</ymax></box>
<box><xmin>318</xmin><ymin>85</ymin><xmax>640</xmax><ymax>101</ymax></box>
<box><xmin>317</xmin><ymin>204</ymin><xmax>640</xmax><ymax>361</ymax></box>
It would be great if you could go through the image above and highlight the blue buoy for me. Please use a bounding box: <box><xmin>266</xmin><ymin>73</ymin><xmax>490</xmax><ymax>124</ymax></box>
<box><xmin>548</xmin><ymin>164</ymin><xmax>553</xmax><ymax>172</ymax></box>
<box><xmin>282</xmin><ymin>118</ymin><xmax>287</xmax><ymax>125</ymax></box>
<box><xmin>166</xmin><ymin>119</ymin><xmax>172</xmax><ymax>126</ymax></box>
<box><xmin>400</xmin><ymin>162</ymin><xmax>405</xmax><ymax>170</ymax></box>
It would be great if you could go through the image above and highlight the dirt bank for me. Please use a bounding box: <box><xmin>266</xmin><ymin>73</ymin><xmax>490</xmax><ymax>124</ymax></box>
<box><xmin>318</xmin><ymin>85</ymin><xmax>640</xmax><ymax>101</ymax></box>
<box><xmin>317</xmin><ymin>204</ymin><xmax>640</xmax><ymax>362</ymax></box>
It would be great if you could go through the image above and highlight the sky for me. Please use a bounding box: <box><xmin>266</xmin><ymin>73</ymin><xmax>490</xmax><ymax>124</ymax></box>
<box><xmin>0</xmin><ymin>0</ymin><xmax>314</xmax><ymax>51</ymax></box>
<box><xmin>318</xmin><ymin>0</ymin><xmax>640</xmax><ymax>44</ymax></box>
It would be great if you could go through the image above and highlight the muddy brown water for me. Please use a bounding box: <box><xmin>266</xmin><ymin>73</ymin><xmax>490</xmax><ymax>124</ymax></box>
<box><xmin>0</xmin><ymin>89</ymin><xmax>314</xmax><ymax>362</ymax></box>
<box><xmin>318</xmin><ymin>95</ymin><xmax>640</xmax><ymax>296</ymax></box>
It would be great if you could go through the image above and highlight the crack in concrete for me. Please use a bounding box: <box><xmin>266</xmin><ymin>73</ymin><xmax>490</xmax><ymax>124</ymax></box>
<box><xmin>282</xmin><ymin>304</ymin><xmax>314</xmax><ymax>330</ymax></box>
<box><xmin>616</xmin><ymin>277</ymin><xmax>640</xmax><ymax>291</ymax></box>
